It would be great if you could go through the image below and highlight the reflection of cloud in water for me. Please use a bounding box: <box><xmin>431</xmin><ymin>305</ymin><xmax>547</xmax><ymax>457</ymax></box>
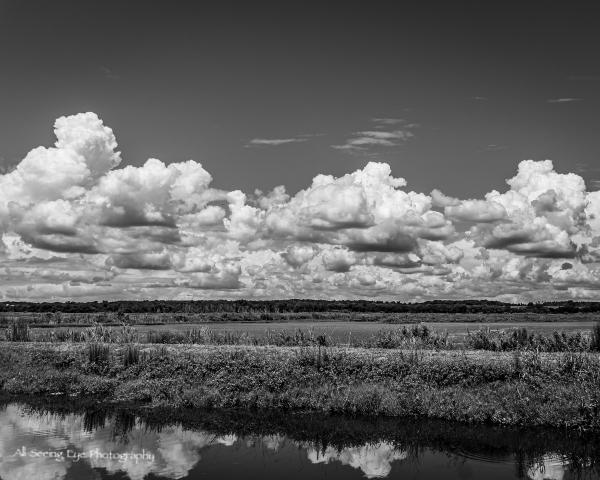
<box><xmin>0</xmin><ymin>404</ymin><xmax>583</xmax><ymax>480</ymax></box>
<box><xmin>261</xmin><ymin>434</ymin><xmax>286</xmax><ymax>451</ymax></box>
<box><xmin>306</xmin><ymin>442</ymin><xmax>408</xmax><ymax>478</ymax></box>
<box><xmin>527</xmin><ymin>455</ymin><xmax>568</xmax><ymax>480</ymax></box>
<box><xmin>0</xmin><ymin>455</ymin><xmax>68</xmax><ymax>480</ymax></box>
<box><xmin>0</xmin><ymin>405</ymin><xmax>70</xmax><ymax>480</ymax></box>
<box><xmin>156</xmin><ymin>429</ymin><xmax>238</xmax><ymax>479</ymax></box>
<box><xmin>0</xmin><ymin>404</ymin><xmax>237</xmax><ymax>480</ymax></box>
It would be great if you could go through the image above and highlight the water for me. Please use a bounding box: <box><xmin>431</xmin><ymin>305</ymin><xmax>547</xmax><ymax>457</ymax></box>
<box><xmin>0</xmin><ymin>401</ymin><xmax>598</xmax><ymax>480</ymax></box>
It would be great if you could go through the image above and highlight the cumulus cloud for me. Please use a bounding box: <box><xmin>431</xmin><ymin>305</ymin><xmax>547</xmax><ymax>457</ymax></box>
<box><xmin>445</xmin><ymin>199</ymin><xmax>507</xmax><ymax>222</ymax></box>
<box><xmin>109</xmin><ymin>252</ymin><xmax>173</xmax><ymax>270</ymax></box>
<box><xmin>282</xmin><ymin>244</ymin><xmax>316</xmax><ymax>268</ymax></box>
<box><xmin>0</xmin><ymin>112</ymin><xmax>120</xmax><ymax>206</ymax></box>
<box><xmin>2</xmin><ymin>113</ymin><xmax>600</xmax><ymax>301</ymax></box>
<box><xmin>430</xmin><ymin>189</ymin><xmax>460</xmax><ymax>208</ymax></box>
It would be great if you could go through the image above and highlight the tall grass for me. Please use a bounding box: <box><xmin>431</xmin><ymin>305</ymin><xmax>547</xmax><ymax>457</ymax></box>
<box><xmin>87</xmin><ymin>343</ymin><xmax>110</xmax><ymax>364</ymax></box>
<box><xmin>466</xmin><ymin>327</ymin><xmax>591</xmax><ymax>352</ymax></box>
<box><xmin>362</xmin><ymin>324</ymin><xmax>449</xmax><ymax>349</ymax></box>
<box><xmin>123</xmin><ymin>344</ymin><xmax>140</xmax><ymax>367</ymax></box>
<box><xmin>5</xmin><ymin>323</ymin><xmax>31</xmax><ymax>341</ymax></box>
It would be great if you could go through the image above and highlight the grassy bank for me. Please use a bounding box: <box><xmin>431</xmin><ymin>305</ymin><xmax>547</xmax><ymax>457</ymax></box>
<box><xmin>2</xmin><ymin>342</ymin><xmax>600</xmax><ymax>431</ymax></box>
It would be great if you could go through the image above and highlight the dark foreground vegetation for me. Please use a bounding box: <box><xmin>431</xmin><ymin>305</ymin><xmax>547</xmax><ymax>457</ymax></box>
<box><xmin>2</xmin><ymin>341</ymin><xmax>600</xmax><ymax>431</ymax></box>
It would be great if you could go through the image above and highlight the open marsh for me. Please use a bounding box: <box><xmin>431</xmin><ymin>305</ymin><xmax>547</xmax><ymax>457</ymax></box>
<box><xmin>28</xmin><ymin>320</ymin><xmax>598</xmax><ymax>344</ymax></box>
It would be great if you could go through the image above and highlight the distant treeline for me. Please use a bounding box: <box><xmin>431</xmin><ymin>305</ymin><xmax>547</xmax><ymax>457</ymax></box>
<box><xmin>0</xmin><ymin>299</ymin><xmax>599</xmax><ymax>314</ymax></box>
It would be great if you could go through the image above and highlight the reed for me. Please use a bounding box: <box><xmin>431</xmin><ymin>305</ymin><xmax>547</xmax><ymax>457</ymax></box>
<box><xmin>87</xmin><ymin>343</ymin><xmax>110</xmax><ymax>364</ymax></box>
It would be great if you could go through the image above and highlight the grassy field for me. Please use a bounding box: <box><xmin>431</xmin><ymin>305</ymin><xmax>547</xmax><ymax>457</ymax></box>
<box><xmin>2</xmin><ymin>342</ymin><xmax>600</xmax><ymax>431</ymax></box>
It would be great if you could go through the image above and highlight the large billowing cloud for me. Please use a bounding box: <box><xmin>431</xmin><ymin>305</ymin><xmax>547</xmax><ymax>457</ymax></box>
<box><xmin>1</xmin><ymin>113</ymin><xmax>600</xmax><ymax>301</ymax></box>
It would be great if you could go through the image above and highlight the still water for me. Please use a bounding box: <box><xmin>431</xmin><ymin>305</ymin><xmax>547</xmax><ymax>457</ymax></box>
<box><xmin>0</xmin><ymin>401</ymin><xmax>598</xmax><ymax>480</ymax></box>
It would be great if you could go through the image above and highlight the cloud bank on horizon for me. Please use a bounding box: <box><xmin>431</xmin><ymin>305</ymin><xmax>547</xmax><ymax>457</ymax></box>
<box><xmin>1</xmin><ymin>112</ymin><xmax>600</xmax><ymax>302</ymax></box>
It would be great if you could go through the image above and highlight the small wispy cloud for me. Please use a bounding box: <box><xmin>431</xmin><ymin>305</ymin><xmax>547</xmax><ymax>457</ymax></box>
<box><xmin>333</xmin><ymin>119</ymin><xmax>416</xmax><ymax>153</ymax></box>
<box><xmin>247</xmin><ymin>138</ymin><xmax>307</xmax><ymax>146</ymax></box>
<box><xmin>333</xmin><ymin>130</ymin><xmax>414</xmax><ymax>152</ymax></box>
<box><xmin>590</xmin><ymin>180</ymin><xmax>600</xmax><ymax>190</ymax></box>
<box><xmin>371</xmin><ymin>117</ymin><xmax>406</xmax><ymax>125</ymax></box>
<box><xmin>245</xmin><ymin>133</ymin><xmax>326</xmax><ymax>147</ymax></box>
<box><xmin>547</xmin><ymin>98</ymin><xmax>582</xmax><ymax>103</ymax></box>
<box><xmin>471</xmin><ymin>96</ymin><xmax>488</xmax><ymax>101</ymax></box>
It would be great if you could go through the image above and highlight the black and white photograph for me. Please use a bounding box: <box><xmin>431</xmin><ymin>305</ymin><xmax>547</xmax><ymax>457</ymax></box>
<box><xmin>1</xmin><ymin>1</ymin><xmax>600</xmax><ymax>478</ymax></box>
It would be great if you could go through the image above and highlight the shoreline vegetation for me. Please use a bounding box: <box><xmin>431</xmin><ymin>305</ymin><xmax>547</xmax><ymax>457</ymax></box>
<box><xmin>2</xmin><ymin>328</ymin><xmax>600</xmax><ymax>431</ymax></box>
<box><xmin>3</xmin><ymin>321</ymin><xmax>600</xmax><ymax>352</ymax></box>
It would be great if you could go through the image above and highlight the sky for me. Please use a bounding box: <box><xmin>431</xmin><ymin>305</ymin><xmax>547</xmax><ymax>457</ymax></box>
<box><xmin>1</xmin><ymin>0</ymin><xmax>600</xmax><ymax>301</ymax></box>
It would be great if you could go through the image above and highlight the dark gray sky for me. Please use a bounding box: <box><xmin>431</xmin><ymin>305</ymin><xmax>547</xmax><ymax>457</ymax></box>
<box><xmin>1</xmin><ymin>0</ymin><xmax>599</xmax><ymax>197</ymax></box>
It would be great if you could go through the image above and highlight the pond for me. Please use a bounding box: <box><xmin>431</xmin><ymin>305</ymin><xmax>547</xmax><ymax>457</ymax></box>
<box><xmin>1</xmin><ymin>400</ymin><xmax>598</xmax><ymax>479</ymax></box>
